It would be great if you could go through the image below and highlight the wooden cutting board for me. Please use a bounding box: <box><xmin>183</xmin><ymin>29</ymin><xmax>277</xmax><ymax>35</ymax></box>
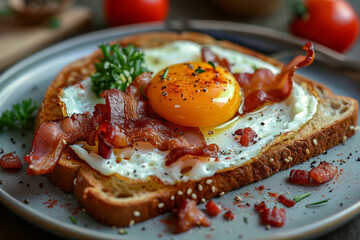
<box><xmin>0</xmin><ymin>6</ymin><xmax>92</xmax><ymax>71</ymax></box>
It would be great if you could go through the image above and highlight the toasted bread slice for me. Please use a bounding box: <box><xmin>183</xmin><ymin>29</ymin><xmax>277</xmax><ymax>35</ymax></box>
<box><xmin>36</xmin><ymin>32</ymin><xmax>358</xmax><ymax>226</ymax></box>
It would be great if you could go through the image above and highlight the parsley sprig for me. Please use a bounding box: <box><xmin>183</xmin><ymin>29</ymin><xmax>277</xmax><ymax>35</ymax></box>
<box><xmin>0</xmin><ymin>99</ymin><xmax>37</xmax><ymax>131</ymax></box>
<box><xmin>91</xmin><ymin>44</ymin><xmax>149</xmax><ymax>96</ymax></box>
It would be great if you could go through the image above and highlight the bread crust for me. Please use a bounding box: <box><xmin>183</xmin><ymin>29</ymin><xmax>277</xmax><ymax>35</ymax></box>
<box><xmin>41</xmin><ymin>32</ymin><xmax>359</xmax><ymax>226</ymax></box>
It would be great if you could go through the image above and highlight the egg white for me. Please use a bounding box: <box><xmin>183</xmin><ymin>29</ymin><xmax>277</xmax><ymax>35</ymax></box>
<box><xmin>61</xmin><ymin>41</ymin><xmax>318</xmax><ymax>185</ymax></box>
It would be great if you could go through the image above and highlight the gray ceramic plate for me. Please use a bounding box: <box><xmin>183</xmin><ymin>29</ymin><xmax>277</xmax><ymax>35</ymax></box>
<box><xmin>0</xmin><ymin>21</ymin><xmax>359</xmax><ymax>240</ymax></box>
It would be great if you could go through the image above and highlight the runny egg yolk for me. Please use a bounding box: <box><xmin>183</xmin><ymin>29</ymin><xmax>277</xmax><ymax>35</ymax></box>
<box><xmin>147</xmin><ymin>62</ymin><xmax>242</xmax><ymax>127</ymax></box>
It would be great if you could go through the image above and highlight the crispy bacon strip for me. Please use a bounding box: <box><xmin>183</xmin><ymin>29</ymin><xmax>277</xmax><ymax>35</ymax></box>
<box><xmin>235</xmin><ymin>42</ymin><xmax>314</xmax><ymax>113</ymax></box>
<box><xmin>201</xmin><ymin>47</ymin><xmax>232</xmax><ymax>71</ymax></box>
<box><xmin>97</xmin><ymin>118</ymin><xmax>209</xmax><ymax>159</ymax></box>
<box><xmin>165</xmin><ymin>144</ymin><xmax>219</xmax><ymax>166</ymax></box>
<box><xmin>25</xmin><ymin>114</ymin><xmax>93</xmax><ymax>175</ymax></box>
<box><xmin>173</xmin><ymin>199</ymin><xmax>211</xmax><ymax>233</ymax></box>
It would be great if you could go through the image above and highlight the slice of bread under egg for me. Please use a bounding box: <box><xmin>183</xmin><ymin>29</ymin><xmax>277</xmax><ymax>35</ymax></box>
<box><xmin>36</xmin><ymin>32</ymin><xmax>358</xmax><ymax>226</ymax></box>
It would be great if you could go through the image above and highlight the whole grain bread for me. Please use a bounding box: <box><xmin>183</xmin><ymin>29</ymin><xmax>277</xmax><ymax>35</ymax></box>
<box><xmin>36</xmin><ymin>32</ymin><xmax>358</xmax><ymax>226</ymax></box>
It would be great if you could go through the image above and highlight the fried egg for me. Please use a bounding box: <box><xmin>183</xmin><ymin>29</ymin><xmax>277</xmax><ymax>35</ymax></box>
<box><xmin>60</xmin><ymin>41</ymin><xmax>318</xmax><ymax>185</ymax></box>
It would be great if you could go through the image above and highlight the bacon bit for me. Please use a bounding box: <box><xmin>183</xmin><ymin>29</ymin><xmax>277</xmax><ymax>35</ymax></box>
<box><xmin>0</xmin><ymin>153</ymin><xmax>22</xmax><ymax>170</ymax></box>
<box><xmin>289</xmin><ymin>161</ymin><xmax>337</xmax><ymax>185</ymax></box>
<box><xmin>289</xmin><ymin>169</ymin><xmax>318</xmax><ymax>185</ymax></box>
<box><xmin>234</xmin><ymin>127</ymin><xmax>257</xmax><ymax>147</ymax></box>
<box><xmin>268</xmin><ymin>192</ymin><xmax>279</xmax><ymax>198</ymax></box>
<box><xmin>205</xmin><ymin>200</ymin><xmax>222</xmax><ymax>216</ymax></box>
<box><xmin>201</xmin><ymin>47</ymin><xmax>232</xmax><ymax>71</ymax></box>
<box><xmin>278</xmin><ymin>194</ymin><xmax>296</xmax><ymax>207</ymax></box>
<box><xmin>309</xmin><ymin>161</ymin><xmax>338</xmax><ymax>184</ymax></box>
<box><xmin>235</xmin><ymin>42</ymin><xmax>314</xmax><ymax>113</ymax></box>
<box><xmin>255</xmin><ymin>185</ymin><xmax>265</xmax><ymax>193</ymax></box>
<box><xmin>224</xmin><ymin>210</ymin><xmax>235</xmax><ymax>220</ymax></box>
<box><xmin>173</xmin><ymin>199</ymin><xmax>211</xmax><ymax>233</ymax></box>
<box><xmin>254</xmin><ymin>201</ymin><xmax>286</xmax><ymax>227</ymax></box>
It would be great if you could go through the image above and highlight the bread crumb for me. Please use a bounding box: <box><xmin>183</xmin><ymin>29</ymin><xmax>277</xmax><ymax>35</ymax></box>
<box><xmin>198</xmin><ymin>184</ymin><xmax>203</xmax><ymax>191</ymax></box>
<box><xmin>177</xmin><ymin>191</ymin><xmax>183</xmax><ymax>196</ymax></box>
<box><xmin>288</xmin><ymin>157</ymin><xmax>293</xmax><ymax>161</ymax></box>
<box><xmin>62</xmin><ymin>139</ymin><xmax>67</xmax><ymax>145</ymax></box>
<box><xmin>206</xmin><ymin>179</ymin><xmax>213</xmax><ymax>185</ymax></box>
<box><xmin>201</xmin><ymin>198</ymin><xmax>206</xmax><ymax>203</ymax></box>
<box><xmin>343</xmin><ymin>136</ymin><xmax>347</xmax><ymax>142</ymax></box>
<box><xmin>305</xmin><ymin>149</ymin><xmax>310</xmax><ymax>154</ymax></box>
<box><xmin>265</xmin><ymin>224</ymin><xmax>271</xmax><ymax>230</ymax></box>
<box><xmin>133</xmin><ymin>211</ymin><xmax>141</xmax><ymax>217</ymax></box>
<box><xmin>170</xmin><ymin>196</ymin><xmax>175</xmax><ymax>200</ymax></box>
<box><xmin>356</xmin><ymin>126</ymin><xmax>360</xmax><ymax>131</ymax></box>
<box><xmin>186</xmin><ymin>188</ymin><xmax>192</xmax><ymax>195</ymax></box>
<box><xmin>350</xmin><ymin>125</ymin><xmax>355</xmax><ymax>130</ymax></box>
<box><xmin>211</xmin><ymin>186</ymin><xmax>216</xmax><ymax>193</ymax></box>
<box><xmin>191</xmin><ymin>193</ymin><xmax>197</xmax><ymax>200</ymax></box>
<box><xmin>158</xmin><ymin>203</ymin><xmax>164</xmax><ymax>208</ymax></box>
<box><xmin>284</xmin><ymin>158</ymin><xmax>290</xmax><ymax>163</ymax></box>
<box><xmin>219</xmin><ymin>192</ymin><xmax>225</xmax><ymax>197</ymax></box>
<box><xmin>129</xmin><ymin>220</ymin><xmax>135</xmax><ymax>227</ymax></box>
<box><xmin>313</xmin><ymin>139</ymin><xmax>317</xmax><ymax>145</ymax></box>
<box><xmin>269</xmin><ymin>158</ymin><xmax>274</xmax><ymax>163</ymax></box>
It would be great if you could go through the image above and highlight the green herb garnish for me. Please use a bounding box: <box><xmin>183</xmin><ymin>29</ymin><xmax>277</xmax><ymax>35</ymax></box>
<box><xmin>194</xmin><ymin>67</ymin><xmax>205</xmax><ymax>74</ymax></box>
<box><xmin>69</xmin><ymin>216</ymin><xmax>77</xmax><ymax>224</ymax></box>
<box><xmin>140</xmin><ymin>85</ymin><xmax>148</xmax><ymax>99</ymax></box>
<box><xmin>208</xmin><ymin>61</ymin><xmax>216</xmax><ymax>69</ymax></box>
<box><xmin>161</xmin><ymin>67</ymin><xmax>169</xmax><ymax>80</ymax></box>
<box><xmin>305</xmin><ymin>198</ymin><xmax>331</xmax><ymax>208</ymax></box>
<box><xmin>293</xmin><ymin>192</ymin><xmax>312</xmax><ymax>202</ymax></box>
<box><xmin>91</xmin><ymin>44</ymin><xmax>149</xmax><ymax>96</ymax></box>
<box><xmin>0</xmin><ymin>99</ymin><xmax>37</xmax><ymax>131</ymax></box>
<box><xmin>243</xmin><ymin>217</ymin><xmax>248</xmax><ymax>224</ymax></box>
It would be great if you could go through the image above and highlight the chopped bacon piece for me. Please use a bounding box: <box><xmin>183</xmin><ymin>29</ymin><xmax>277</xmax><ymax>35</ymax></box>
<box><xmin>309</xmin><ymin>161</ymin><xmax>338</xmax><ymax>184</ymax></box>
<box><xmin>165</xmin><ymin>144</ymin><xmax>219</xmax><ymax>166</ymax></box>
<box><xmin>201</xmin><ymin>47</ymin><xmax>232</xmax><ymax>71</ymax></box>
<box><xmin>205</xmin><ymin>200</ymin><xmax>222</xmax><ymax>216</ymax></box>
<box><xmin>0</xmin><ymin>153</ymin><xmax>22</xmax><ymax>170</ymax></box>
<box><xmin>234</xmin><ymin>127</ymin><xmax>257</xmax><ymax>147</ymax></box>
<box><xmin>25</xmin><ymin>114</ymin><xmax>93</xmax><ymax>175</ymax></box>
<box><xmin>261</xmin><ymin>207</ymin><xmax>286</xmax><ymax>227</ymax></box>
<box><xmin>278</xmin><ymin>194</ymin><xmax>296</xmax><ymax>207</ymax></box>
<box><xmin>173</xmin><ymin>199</ymin><xmax>211</xmax><ymax>233</ymax></box>
<box><xmin>289</xmin><ymin>169</ymin><xmax>314</xmax><ymax>185</ymax></box>
<box><xmin>254</xmin><ymin>201</ymin><xmax>267</xmax><ymax>213</ymax></box>
<box><xmin>234</xmin><ymin>42</ymin><xmax>315</xmax><ymax>113</ymax></box>
<box><xmin>224</xmin><ymin>210</ymin><xmax>235</xmax><ymax>220</ymax></box>
<box><xmin>254</xmin><ymin>201</ymin><xmax>286</xmax><ymax>227</ymax></box>
<box><xmin>289</xmin><ymin>161</ymin><xmax>337</xmax><ymax>186</ymax></box>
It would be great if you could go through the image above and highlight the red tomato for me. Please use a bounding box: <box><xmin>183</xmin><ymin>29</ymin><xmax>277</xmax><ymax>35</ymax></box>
<box><xmin>290</xmin><ymin>0</ymin><xmax>359</xmax><ymax>52</ymax></box>
<box><xmin>104</xmin><ymin>0</ymin><xmax>169</xmax><ymax>27</ymax></box>
<box><xmin>205</xmin><ymin>200</ymin><xmax>222</xmax><ymax>216</ymax></box>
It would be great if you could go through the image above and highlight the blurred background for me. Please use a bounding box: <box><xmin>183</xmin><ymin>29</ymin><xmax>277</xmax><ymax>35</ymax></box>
<box><xmin>0</xmin><ymin>0</ymin><xmax>360</xmax><ymax>239</ymax></box>
<box><xmin>0</xmin><ymin>0</ymin><xmax>359</xmax><ymax>70</ymax></box>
